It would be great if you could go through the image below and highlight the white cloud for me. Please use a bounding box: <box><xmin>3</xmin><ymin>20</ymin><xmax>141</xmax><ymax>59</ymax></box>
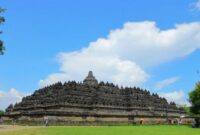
<box><xmin>0</xmin><ymin>88</ymin><xmax>27</xmax><ymax>110</ymax></box>
<box><xmin>39</xmin><ymin>73</ymin><xmax>70</xmax><ymax>88</ymax></box>
<box><xmin>159</xmin><ymin>90</ymin><xmax>189</xmax><ymax>106</ymax></box>
<box><xmin>195</xmin><ymin>0</ymin><xmax>200</xmax><ymax>10</ymax></box>
<box><xmin>40</xmin><ymin>21</ymin><xmax>200</xmax><ymax>87</ymax></box>
<box><xmin>155</xmin><ymin>77</ymin><xmax>179</xmax><ymax>90</ymax></box>
<box><xmin>39</xmin><ymin>56</ymin><xmax>149</xmax><ymax>87</ymax></box>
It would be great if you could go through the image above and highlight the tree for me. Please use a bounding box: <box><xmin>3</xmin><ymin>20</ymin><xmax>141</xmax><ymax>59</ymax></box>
<box><xmin>189</xmin><ymin>82</ymin><xmax>200</xmax><ymax>127</ymax></box>
<box><xmin>0</xmin><ymin>110</ymin><xmax>4</xmax><ymax>115</ymax></box>
<box><xmin>0</xmin><ymin>7</ymin><xmax>5</xmax><ymax>55</ymax></box>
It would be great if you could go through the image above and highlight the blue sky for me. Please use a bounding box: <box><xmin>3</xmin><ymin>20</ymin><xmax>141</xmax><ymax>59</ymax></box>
<box><xmin>0</xmin><ymin>0</ymin><xmax>200</xmax><ymax>110</ymax></box>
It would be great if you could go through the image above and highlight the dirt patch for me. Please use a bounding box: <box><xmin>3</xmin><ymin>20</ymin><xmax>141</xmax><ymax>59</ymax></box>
<box><xmin>0</xmin><ymin>125</ymin><xmax>41</xmax><ymax>132</ymax></box>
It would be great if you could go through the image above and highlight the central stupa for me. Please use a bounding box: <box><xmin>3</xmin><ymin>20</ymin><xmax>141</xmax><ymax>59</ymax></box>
<box><xmin>83</xmin><ymin>71</ymin><xmax>98</xmax><ymax>86</ymax></box>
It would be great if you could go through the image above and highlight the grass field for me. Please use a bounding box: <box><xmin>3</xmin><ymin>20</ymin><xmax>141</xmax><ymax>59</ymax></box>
<box><xmin>0</xmin><ymin>125</ymin><xmax>199</xmax><ymax>135</ymax></box>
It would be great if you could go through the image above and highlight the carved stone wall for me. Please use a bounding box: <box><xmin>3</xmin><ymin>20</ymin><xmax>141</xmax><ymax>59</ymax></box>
<box><xmin>4</xmin><ymin>71</ymin><xmax>187</xmax><ymax>124</ymax></box>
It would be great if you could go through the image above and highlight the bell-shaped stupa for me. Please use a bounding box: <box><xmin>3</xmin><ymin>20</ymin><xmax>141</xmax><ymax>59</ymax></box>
<box><xmin>83</xmin><ymin>71</ymin><xmax>98</xmax><ymax>86</ymax></box>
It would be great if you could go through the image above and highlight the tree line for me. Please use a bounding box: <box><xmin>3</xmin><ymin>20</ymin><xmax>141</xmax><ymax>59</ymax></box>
<box><xmin>0</xmin><ymin>7</ymin><xmax>5</xmax><ymax>55</ymax></box>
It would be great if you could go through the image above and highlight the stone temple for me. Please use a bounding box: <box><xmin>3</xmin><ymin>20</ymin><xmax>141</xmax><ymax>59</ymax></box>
<box><xmin>3</xmin><ymin>71</ymin><xmax>193</xmax><ymax>125</ymax></box>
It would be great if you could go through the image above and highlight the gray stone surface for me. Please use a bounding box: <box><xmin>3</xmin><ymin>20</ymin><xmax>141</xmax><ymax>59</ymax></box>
<box><xmin>5</xmin><ymin>71</ymin><xmax>185</xmax><ymax>118</ymax></box>
<box><xmin>83</xmin><ymin>71</ymin><xmax>98</xmax><ymax>86</ymax></box>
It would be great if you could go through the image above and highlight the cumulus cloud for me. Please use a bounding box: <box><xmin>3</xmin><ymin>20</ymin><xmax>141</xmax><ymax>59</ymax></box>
<box><xmin>195</xmin><ymin>0</ymin><xmax>200</xmax><ymax>10</ymax></box>
<box><xmin>39</xmin><ymin>21</ymin><xmax>200</xmax><ymax>88</ymax></box>
<box><xmin>159</xmin><ymin>90</ymin><xmax>189</xmax><ymax>106</ymax></box>
<box><xmin>155</xmin><ymin>77</ymin><xmax>179</xmax><ymax>90</ymax></box>
<box><xmin>0</xmin><ymin>88</ymin><xmax>27</xmax><ymax>110</ymax></box>
<box><xmin>39</xmin><ymin>73</ymin><xmax>70</xmax><ymax>88</ymax></box>
<box><xmin>39</xmin><ymin>56</ymin><xmax>149</xmax><ymax>87</ymax></box>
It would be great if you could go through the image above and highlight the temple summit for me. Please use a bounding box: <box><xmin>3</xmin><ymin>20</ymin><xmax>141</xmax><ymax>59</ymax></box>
<box><xmin>3</xmin><ymin>71</ymin><xmax>193</xmax><ymax>125</ymax></box>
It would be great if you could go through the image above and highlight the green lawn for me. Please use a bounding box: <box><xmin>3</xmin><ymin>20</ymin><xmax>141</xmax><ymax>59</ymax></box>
<box><xmin>0</xmin><ymin>125</ymin><xmax>199</xmax><ymax>135</ymax></box>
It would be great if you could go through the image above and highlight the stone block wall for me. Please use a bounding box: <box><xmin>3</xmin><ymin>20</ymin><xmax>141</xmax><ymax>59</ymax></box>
<box><xmin>1</xmin><ymin>116</ymin><xmax>195</xmax><ymax>126</ymax></box>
